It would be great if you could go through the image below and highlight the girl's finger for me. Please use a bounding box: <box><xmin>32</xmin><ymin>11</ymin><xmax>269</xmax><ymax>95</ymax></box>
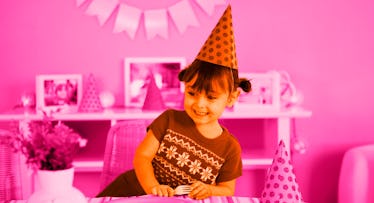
<box><xmin>157</xmin><ymin>188</ymin><xmax>164</xmax><ymax>197</ymax></box>
<box><xmin>195</xmin><ymin>190</ymin><xmax>209</xmax><ymax>200</ymax></box>
<box><xmin>167</xmin><ymin>187</ymin><xmax>175</xmax><ymax>197</ymax></box>
<box><xmin>196</xmin><ymin>186</ymin><xmax>209</xmax><ymax>199</ymax></box>
<box><xmin>158</xmin><ymin>185</ymin><xmax>173</xmax><ymax>197</ymax></box>
<box><xmin>189</xmin><ymin>185</ymin><xmax>204</xmax><ymax>198</ymax></box>
<box><xmin>151</xmin><ymin>187</ymin><xmax>158</xmax><ymax>196</ymax></box>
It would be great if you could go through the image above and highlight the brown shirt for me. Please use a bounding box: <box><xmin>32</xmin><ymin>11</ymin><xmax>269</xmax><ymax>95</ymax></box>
<box><xmin>148</xmin><ymin>109</ymin><xmax>242</xmax><ymax>188</ymax></box>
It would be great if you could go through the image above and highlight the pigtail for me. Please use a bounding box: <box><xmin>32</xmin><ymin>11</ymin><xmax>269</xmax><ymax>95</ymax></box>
<box><xmin>178</xmin><ymin>68</ymin><xmax>187</xmax><ymax>81</ymax></box>
<box><xmin>238</xmin><ymin>78</ymin><xmax>251</xmax><ymax>93</ymax></box>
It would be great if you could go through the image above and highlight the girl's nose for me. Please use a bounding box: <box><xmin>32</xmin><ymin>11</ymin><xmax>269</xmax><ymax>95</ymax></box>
<box><xmin>195</xmin><ymin>96</ymin><xmax>208</xmax><ymax>107</ymax></box>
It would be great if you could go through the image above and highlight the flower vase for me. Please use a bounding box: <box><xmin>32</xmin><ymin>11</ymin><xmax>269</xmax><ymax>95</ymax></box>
<box><xmin>28</xmin><ymin>167</ymin><xmax>87</xmax><ymax>203</ymax></box>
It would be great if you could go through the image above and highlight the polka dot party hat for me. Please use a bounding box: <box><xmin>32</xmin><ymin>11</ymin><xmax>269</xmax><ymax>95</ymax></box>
<box><xmin>196</xmin><ymin>5</ymin><xmax>238</xmax><ymax>69</ymax></box>
<box><xmin>142</xmin><ymin>74</ymin><xmax>166</xmax><ymax>111</ymax></box>
<box><xmin>260</xmin><ymin>140</ymin><xmax>304</xmax><ymax>203</ymax></box>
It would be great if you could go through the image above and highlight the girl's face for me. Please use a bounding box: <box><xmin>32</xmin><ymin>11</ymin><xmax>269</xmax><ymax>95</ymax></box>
<box><xmin>183</xmin><ymin>76</ymin><xmax>238</xmax><ymax>127</ymax></box>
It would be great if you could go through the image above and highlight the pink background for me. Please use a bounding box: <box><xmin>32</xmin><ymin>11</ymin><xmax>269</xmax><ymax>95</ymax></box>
<box><xmin>1</xmin><ymin>0</ymin><xmax>374</xmax><ymax>202</ymax></box>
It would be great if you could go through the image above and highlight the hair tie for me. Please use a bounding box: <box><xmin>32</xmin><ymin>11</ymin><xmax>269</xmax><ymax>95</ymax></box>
<box><xmin>239</xmin><ymin>79</ymin><xmax>251</xmax><ymax>93</ymax></box>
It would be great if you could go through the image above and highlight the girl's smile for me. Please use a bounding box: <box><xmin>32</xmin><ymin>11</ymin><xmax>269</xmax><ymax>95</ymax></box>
<box><xmin>183</xmin><ymin>76</ymin><xmax>235</xmax><ymax>131</ymax></box>
<box><xmin>193</xmin><ymin>109</ymin><xmax>208</xmax><ymax>117</ymax></box>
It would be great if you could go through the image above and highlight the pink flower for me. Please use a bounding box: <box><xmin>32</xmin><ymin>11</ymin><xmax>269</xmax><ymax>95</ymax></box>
<box><xmin>10</xmin><ymin>118</ymin><xmax>87</xmax><ymax>171</ymax></box>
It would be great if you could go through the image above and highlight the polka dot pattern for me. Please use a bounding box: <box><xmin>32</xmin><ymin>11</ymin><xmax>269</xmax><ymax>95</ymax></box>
<box><xmin>196</xmin><ymin>5</ymin><xmax>238</xmax><ymax>70</ymax></box>
<box><xmin>260</xmin><ymin>140</ymin><xmax>304</xmax><ymax>203</ymax></box>
<box><xmin>79</xmin><ymin>74</ymin><xmax>103</xmax><ymax>113</ymax></box>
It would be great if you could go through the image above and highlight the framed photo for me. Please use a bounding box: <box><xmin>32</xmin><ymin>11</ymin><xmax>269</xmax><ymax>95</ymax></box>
<box><xmin>235</xmin><ymin>71</ymin><xmax>281</xmax><ymax>111</ymax></box>
<box><xmin>124</xmin><ymin>57</ymin><xmax>186</xmax><ymax>108</ymax></box>
<box><xmin>36</xmin><ymin>74</ymin><xmax>83</xmax><ymax>114</ymax></box>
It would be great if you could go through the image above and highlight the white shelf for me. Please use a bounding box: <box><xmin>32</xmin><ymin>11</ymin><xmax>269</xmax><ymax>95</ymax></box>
<box><xmin>1</xmin><ymin>107</ymin><xmax>311</xmax><ymax>175</ymax></box>
<box><xmin>73</xmin><ymin>161</ymin><xmax>103</xmax><ymax>172</ymax></box>
<box><xmin>0</xmin><ymin>107</ymin><xmax>312</xmax><ymax>121</ymax></box>
<box><xmin>242</xmin><ymin>158</ymin><xmax>273</xmax><ymax>169</ymax></box>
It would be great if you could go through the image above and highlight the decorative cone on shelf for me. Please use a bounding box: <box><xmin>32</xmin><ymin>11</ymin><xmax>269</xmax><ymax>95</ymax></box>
<box><xmin>260</xmin><ymin>140</ymin><xmax>304</xmax><ymax>203</ymax></box>
<box><xmin>142</xmin><ymin>74</ymin><xmax>165</xmax><ymax>111</ymax></box>
<box><xmin>78</xmin><ymin>73</ymin><xmax>103</xmax><ymax>112</ymax></box>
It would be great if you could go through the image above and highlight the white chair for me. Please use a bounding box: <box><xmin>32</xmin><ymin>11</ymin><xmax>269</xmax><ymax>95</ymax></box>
<box><xmin>98</xmin><ymin>120</ymin><xmax>146</xmax><ymax>191</ymax></box>
<box><xmin>0</xmin><ymin>129</ymin><xmax>23</xmax><ymax>200</ymax></box>
<box><xmin>338</xmin><ymin>144</ymin><xmax>374</xmax><ymax>203</ymax></box>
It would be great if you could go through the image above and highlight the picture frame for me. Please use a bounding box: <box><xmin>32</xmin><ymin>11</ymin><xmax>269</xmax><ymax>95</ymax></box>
<box><xmin>235</xmin><ymin>71</ymin><xmax>281</xmax><ymax>112</ymax></box>
<box><xmin>124</xmin><ymin>57</ymin><xmax>186</xmax><ymax>108</ymax></box>
<box><xmin>36</xmin><ymin>74</ymin><xmax>83</xmax><ymax>114</ymax></box>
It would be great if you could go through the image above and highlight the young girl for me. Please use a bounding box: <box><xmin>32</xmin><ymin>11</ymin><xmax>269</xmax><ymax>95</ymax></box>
<box><xmin>135</xmin><ymin>59</ymin><xmax>251</xmax><ymax>199</ymax></box>
<box><xmin>97</xmin><ymin>5</ymin><xmax>251</xmax><ymax>200</ymax></box>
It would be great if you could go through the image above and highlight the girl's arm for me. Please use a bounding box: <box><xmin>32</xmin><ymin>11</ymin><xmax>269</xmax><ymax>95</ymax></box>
<box><xmin>189</xmin><ymin>179</ymin><xmax>236</xmax><ymax>200</ymax></box>
<box><xmin>133</xmin><ymin>129</ymin><xmax>174</xmax><ymax>196</ymax></box>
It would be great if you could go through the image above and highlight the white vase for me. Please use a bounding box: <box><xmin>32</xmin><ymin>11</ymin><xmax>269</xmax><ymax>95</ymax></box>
<box><xmin>27</xmin><ymin>167</ymin><xmax>87</xmax><ymax>203</ymax></box>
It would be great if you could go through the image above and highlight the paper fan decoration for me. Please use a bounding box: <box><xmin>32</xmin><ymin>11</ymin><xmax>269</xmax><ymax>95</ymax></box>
<box><xmin>78</xmin><ymin>74</ymin><xmax>103</xmax><ymax>112</ymax></box>
<box><xmin>260</xmin><ymin>140</ymin><xmax>304</xmax><ymax>203</ymax></box>
<box><xmin>142</xmin><ymin>74</ymin><xmax>166</xmax><ymax>111</ymax></box>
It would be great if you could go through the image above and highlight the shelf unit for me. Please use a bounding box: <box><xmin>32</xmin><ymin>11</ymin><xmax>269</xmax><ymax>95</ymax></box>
<box><xmin>0</xmin><ymin>107</ymin><xmax>311</xmax><ymax>197</ymax></box>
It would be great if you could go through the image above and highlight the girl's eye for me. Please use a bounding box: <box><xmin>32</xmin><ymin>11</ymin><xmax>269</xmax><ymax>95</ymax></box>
<box><xmin>207</xmin><ymin>95</ymin><xmax>217</xmax><ymax>100</ymax></box>
<box><xmin>187</xmin><ymin>91</ymin><xmax>195</xmax><ymax>96</ymax></box>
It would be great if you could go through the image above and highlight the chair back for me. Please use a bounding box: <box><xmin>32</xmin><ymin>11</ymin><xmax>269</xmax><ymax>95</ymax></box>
<box><xmin>338</xmin><ymin>144</ymin><xmax>374</xmax><ymax>203</ymax></box>
<box><xmin>99</xmin><ymin>120</ymin><xmax>146</xmax><ymax>191</ymax></box>
<box><xmin>0</xmin><ymin>129</ymin><xmax>22</xmax><ymax>200</ymax></box>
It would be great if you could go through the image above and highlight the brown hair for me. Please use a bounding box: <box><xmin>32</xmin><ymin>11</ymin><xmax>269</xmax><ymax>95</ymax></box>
<box><xmin>178</xmin><ymin>59</ymin><xmax>251</xmax><ymax>94</ymax></box>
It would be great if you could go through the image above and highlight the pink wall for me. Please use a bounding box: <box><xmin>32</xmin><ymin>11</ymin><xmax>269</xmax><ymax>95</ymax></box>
<box><xmin>1</xmin><ymin>0</ymin><xmax>374</xmax><ymax>202</ymax></box>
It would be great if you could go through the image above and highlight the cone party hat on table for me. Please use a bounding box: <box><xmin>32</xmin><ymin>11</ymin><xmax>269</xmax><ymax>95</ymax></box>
<box><xmin>260</xmin><ymin>140</ymin><xmax>303</xmax><ymax>203</ymax></box>
<box><xmin>195</xmin><ymin>5</ymin><xmax>238</xmax><ymax>70</ymax></box>
<box><xmin>142</xmin><ymin>74</ymin><xmax>166</xmax><ymax>111</ymax></box>
<box><xmin>78</xmin><ymin>73</ymin><xmax>103</xmax><ymax>112</ymax></box>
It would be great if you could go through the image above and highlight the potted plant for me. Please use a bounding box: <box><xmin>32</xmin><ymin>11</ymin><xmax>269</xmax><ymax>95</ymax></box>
<box><xmin>11</xmin><ymin>119</ymin><xmax>87</xmax><ymax>170</ymax></box>
<box><xmin>10</xmin><ymin>117</ymin><xmax>88</xmax><ymax>202</ymax></box>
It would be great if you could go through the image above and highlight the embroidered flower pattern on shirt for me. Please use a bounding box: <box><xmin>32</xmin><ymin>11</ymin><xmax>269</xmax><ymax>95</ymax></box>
<box><xmin>153</xmin><ymin>129</ymin><xmax>225</xmax><ymax>185</ymax></box>
<box><xmin>153</xmin><ymin>156</ymin><xmax>193</xmax><ymax>185</ymax></box>
<box><xmin>201</xmin><ymin>167</ymin><xmax>213</xmax><ymax>181</ymax></box>
<box><xmin>165</xmin><ymin>130</ymin><xmax>224</xmax><ymax>170</ymax></box>
<box><xmin>189</xmin><ymin>160</ymin><xmax>202</xmax><ymax>174</ymax></box>
<box><xmin>166</xmin><ymin>145</ymin><xmax>177</xmax><ymax>159</ymax></box>
<box><xmin>176</xmin><ymin>152</ymin><xmax>190</xmax><ymax>167</ymax></box>
<box><xmin>158</xmin><ymin>142</ymin><xmax>166</xmax><ymax>154</ymax></box>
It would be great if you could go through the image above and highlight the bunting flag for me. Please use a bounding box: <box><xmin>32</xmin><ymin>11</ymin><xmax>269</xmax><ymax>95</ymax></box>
<box><xmin>144</xmin><ymin>9</ymin><xmax>168</xmax><ymax>40</ymax></box>
<box><xmin>194</xmin><ymin>0</ymin><xmax>227</xmax><ymax>16</ymax></box>
<box><xmin>114</xmin><ymin>4</ymin><xmax>142</xmax><ymax>39</ymax></box>
<box><xmin>86</xmin><ymin>0</ymin><xmax>119</xmax><ymax>26</ymax></box>
<box><xmin>169</xmin><ymin>0</ymin><xmax>199</xmax><ymax>34</ymax></box>
<box><xmin>78</xmin><ymin>0</ymin><xmax>227</xmax><ymax>39</ymax></box>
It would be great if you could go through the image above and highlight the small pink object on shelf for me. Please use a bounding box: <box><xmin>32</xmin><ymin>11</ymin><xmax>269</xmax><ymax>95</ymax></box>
<box><xmin>79</xmin><ymin>73</ymin><xmax>103</xmax><ymax>112</ymax></box>
<box><xmin>142</xmin><ymin>74</ymin><xmax>165</xmax><ymax>111</ymax></box>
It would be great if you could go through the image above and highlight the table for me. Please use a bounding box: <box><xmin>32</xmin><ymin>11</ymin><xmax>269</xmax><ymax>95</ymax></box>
<box><xmin>9</xmin><ymin>195</ymin><xmax>260</xmax><ymax>203</ymax></box>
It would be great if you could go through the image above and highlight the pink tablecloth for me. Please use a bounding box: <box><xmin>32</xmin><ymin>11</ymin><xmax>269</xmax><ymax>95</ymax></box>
<box><xmin>10</xmin><ymin>195</ymin><xmax>260</xmax><ymax>203</ymax></box>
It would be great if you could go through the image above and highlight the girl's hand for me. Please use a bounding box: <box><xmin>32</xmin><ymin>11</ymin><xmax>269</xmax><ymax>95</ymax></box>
<box><xmin>151</xmin><ymin>185</ymin><xmax>175</xmax><ymax>197</ymax></box>
<box><xmin>188</xmin><ymin>181</ymin><xmax>213</xmax><ymax>200</ymax></box>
